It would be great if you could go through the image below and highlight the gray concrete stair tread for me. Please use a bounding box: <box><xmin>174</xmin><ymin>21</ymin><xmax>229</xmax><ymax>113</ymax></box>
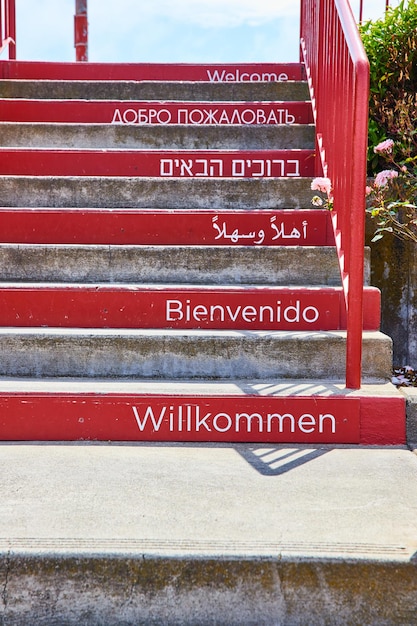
<box><xmin>0</xmin><ymin>176</ymin><xmax>318</xmax><ymax>209</ymax></box>
<box><xmin>0</xmin><ymin>244</ymin><xmax>343</xmax><ymax>285</ymax></box>
<box><xmin>0</xmin><ymin>122</ymin><xmax>315</xmax><ymax>150</ymax></box>
<box><xmin>0</xmin><ymin>80</ymin><xmax>310</xmax><ymax>101</ymax></box>
<box><xmin>0</xmin><ymin>327</ymin><xmax>387</xmax><ymax>338</ymax></box>
<box><xmin>0</xmin><ymin>329</ymin><xmax>391</xmax><ymax>382</ymax></box>
<box><xmin>0</xmin><ymin>376</ymin><xmax>401</xmax><ymax>396</ymax></box>
<box><xmin>0</xmin><ymin>280</ymin><xmax>343</xmax><ymax>289</ymax></box>
<box><xmin>0</xmin><ymin>442</ymin><xmax>416</xmax><ymax>624</ymax></box>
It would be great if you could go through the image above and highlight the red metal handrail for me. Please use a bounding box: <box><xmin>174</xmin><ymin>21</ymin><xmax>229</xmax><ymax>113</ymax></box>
<box><xmin>359</xmin><ymin>0</ymin><xmax>390</xmax><ymax>23</ymax></box>
<box><xmin>75</xmin><ymin>0</ymin><xmax>88</xmax><ymax>62</ymax></box>
<box><xmin>300</xmin><ymin>0</ymin><xmax>370</xmax><ymax>389</ymax></box>
<box><xmin>0</xmin><ymin>0</ymin><xmax>16</xmax><ymax>59</ymax></box>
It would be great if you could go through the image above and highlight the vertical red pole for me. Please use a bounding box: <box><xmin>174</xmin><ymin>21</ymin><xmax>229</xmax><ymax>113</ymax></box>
<box><xmin>8</xmin><ymin>0</ymin><xmax>16</xmax><ymax>59</ymax></box>
<box><xmin>74</xmin><ymin>0</ymin><xmax>88</xmax><ymax>62</ymax></box>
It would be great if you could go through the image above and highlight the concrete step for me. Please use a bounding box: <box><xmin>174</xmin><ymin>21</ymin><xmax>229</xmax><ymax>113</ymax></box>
<box><xmin>0</xmin><ymin>208</ymin><xmax>332</xmax><ymax>246</ymax></box>
<box><xmin>0</xmin><ymin>378</ymin><xmax>405</xmax><ymax>444</ymax></box>
<box><xmin>0</xmin><ymin>122</ymin><xmax>315</xmax><ymax>150</ymax></box>
<box><xmin>0</xmin><ymin>61</ymin><xmax>305</xmax><ymax>81</ymax></box>
<box><xmin>0</xmin><ymin>283</ymin><xmax>380</xmax><ymax>331</ymax></box>
<box><xmin>0</xmin><ymin>176</ymin><xmax>317</xmax><ymax>209</ymax></box>
<box><xmin>0</xmin><ymin>79</ymin><xmax>310</xmax><ymax>101</ymax></box>
<box><xmin>0</xmin><ymin>244</ymin><xmax>344</xmax><ymax>285</ymax></box>
<box><xmin>0</xmin><ymin>148</ymin><xmax>315</xmax><ymax>178</ymax></box>
<box><xmin>0</xmin><ymin>98</ymin><xmax>314</xmax><ymax>125</ymax></box>
<box><xmin>0</xmin><ymin>328</ymin><xmax>392</xmax><ymax>381</ymax></box>
<box><xmin>0</xmin><ymin>440</ymin><xmax>415</xmax><ymax>625</ymax></box>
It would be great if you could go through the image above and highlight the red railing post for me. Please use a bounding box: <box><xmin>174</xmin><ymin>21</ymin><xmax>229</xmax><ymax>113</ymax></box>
<box><xmin>0</xmin><ymin>0</ymin><xmax>16</xmax><ymax>59</ymax></box>
<box><xmin>74</xmin><ymin>0</ymin><xmax>88</xmax><ymax>62</ymax></box>
<box><xmin>300</xmin><ymin>0</ymin><xmax>370</xmax><ymax>389</ymax></box>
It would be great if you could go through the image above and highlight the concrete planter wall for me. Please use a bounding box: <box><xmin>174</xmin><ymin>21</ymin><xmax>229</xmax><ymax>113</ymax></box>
<box><xmin>367</xmin><ymin>226</ymin><xmax>417</xmax><ymax>366</ymax></box>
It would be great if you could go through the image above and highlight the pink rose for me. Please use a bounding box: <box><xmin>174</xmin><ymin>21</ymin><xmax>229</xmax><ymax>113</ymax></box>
<box><xmin>311</xmin><ymin>177</ymin><xmax>332</xmax><ymax>195</ymax></box>
<box><xmin>374</xmin><ymin>169</ymin><xmax>398</xmax><ymax>188</ymax></box>
<box><xmin>374</xmin><ymin>139</ymin><xmax>394</xmax><ymax>154</ymax></box>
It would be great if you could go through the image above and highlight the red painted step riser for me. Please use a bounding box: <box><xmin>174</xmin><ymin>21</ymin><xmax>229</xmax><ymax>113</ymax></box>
<box><xmin>0</xmin><ymin>209</ymin><xmax>332</xmax><ymax>246</ymax></box>
<box><xmin>0</xmin><ymin>394</ymin><xmax>406</xmax><ymax>445</ymax></box>
<box><xmin>0</xmin><ymin>149</ymin><xmax>315</xmax><ymax>178</ymax></box>
<box><xmin>0</xmin><ymin>61</ymin><xmax>305</xmax><ymax>82</ymax></box>
<box><xmin>0</xmin><ymin>287</ymin><xmax>380</xmax><ymax>331</ymax></box>
<box><xmin>0</xmin><ymin>395</ymin><xmax>360</xmax><ymax>443</ymax></box>
<box><xmin>1</xmin><ymin>100</ymin><xmax>314</xmax><ymax>125</ymax></box>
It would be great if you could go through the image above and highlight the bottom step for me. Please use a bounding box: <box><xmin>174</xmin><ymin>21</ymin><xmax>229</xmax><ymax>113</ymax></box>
<box><xmin>0</xmin><ymin>379</ymin><xmax>405</xmax><ymax>445</ymax></box>
<box><xmin>0</xmin><ymin>443</ymin><xmax>416</xmax><ymax>625</ymax></box>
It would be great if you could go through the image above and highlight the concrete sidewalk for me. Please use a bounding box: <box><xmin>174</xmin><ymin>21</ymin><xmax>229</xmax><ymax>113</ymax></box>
<box><xmin>1</xmin><ymin>442</ymin><xmax>417</xmax><ymax>625</ymax></box>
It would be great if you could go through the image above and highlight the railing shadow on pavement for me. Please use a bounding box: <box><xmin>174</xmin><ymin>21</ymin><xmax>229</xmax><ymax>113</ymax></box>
<box><xmin>233</xmin><ymin>444</ymin><xmax>332</xmax><ymax>476</ymax></box>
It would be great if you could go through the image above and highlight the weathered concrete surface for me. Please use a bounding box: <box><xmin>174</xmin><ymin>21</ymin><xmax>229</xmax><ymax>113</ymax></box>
<box><xmin>367</xmin><ymin>224</ymin><xmax>417</xmax><ymax>366</ymax></box>
<box><xmin>0</xmin><ymin>244</ymin><xmax>342</xmax><ymax>285</ymax></box>
<box><xmin>401</xmin><ymin>387</ymin><xmax>417</xmax><ymax>447</ymax></box>
<box><xmin>0</xmin><ymin>122</ymin><xmax>315</xmax><ymax>150</ymax></box>
<box><xmin>0</xmin><ymin>329</ymin><xmax>392</xmax><ymax>381</ymax></box>
<box><xmin>0</xmin><ymin>443</ymin><xmax>416</xmax><ymax>625</ymax></box>
<box><xmin>0</xmin><ymin>176</ymin><xmax>316</xmax><ymax>209</ymax></box>
<box><xmin>0</xmin><ymin>79</ymin><xmax>310</xmax><ymax>101</ymax></box>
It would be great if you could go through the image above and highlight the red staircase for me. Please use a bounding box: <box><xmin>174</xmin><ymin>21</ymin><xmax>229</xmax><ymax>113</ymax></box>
<box><xmin>0</xmin><ymin>18</ymin><xmax>406</xmax><ymax>445</ymax></box>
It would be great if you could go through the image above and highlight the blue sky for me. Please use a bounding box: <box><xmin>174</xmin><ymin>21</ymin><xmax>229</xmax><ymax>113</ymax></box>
<box><xmin>11</xmin><ymin>0</ymin><xmax>399</xmax><ymax>64</ymax></box>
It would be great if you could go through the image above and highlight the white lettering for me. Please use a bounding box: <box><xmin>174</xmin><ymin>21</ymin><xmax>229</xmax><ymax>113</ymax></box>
<box><xmin>230</xmin><ymin>109</ymin><xmax>242</xmax><ymax>124</ymax></box>
<box><xmin>232</xmin><ymin>159</ymin><xmax>245</xmax><ymax>177</ymax></box>
<box><xmin>195</xmin><ymin>407</ymin><xmax>212</xmax><ymax>431</ymax></box>
<box><xmin>256</xmin><ymin>110</ymin><xmax>267</xmax><ymax>125</ymax></box>
<box><xmin>165</xmin><ymin>299</ymin><xmax>321</xmax><ymax>326</ymax></box>
<box><xmin>259</xmin><ymin>305</ymin><xmax>274</xmax><ymax>323</ymax></box>
<box><xmin>218</xmin><ymin>110</ymin><xmax>231</xmax><ymax>124</ymax></box>
<box><xmin>235</xmin><ymin>412</ymin><xmax>263</xmax><ymax>433</ymax></box>
<box><xmin>130</xmin><ymin>404</ymin><xmax>340</xmax><ymax>437</ymax></box>
<box><xmin>242</xmin><ymin>305</ymin><xmax>257</xmax><ymax>322</ymax></box>
<box><xmin>123</xmin><ymin>109</ymin><xmax>138</xmax><ymax>124</ymax></box>
<box><xmin>178</xmin><ymin>109</ymin><xmax>188</xmax><ymax>124</ymax></box>
<box><xmin>193</xmin><ymin>304</ymin><xmax>208</xmax><ymax>321</ymax></box>
<box><xmin>209</xmin><ymin>159</ymin><xmax>223</xmax><ymax>176</ymax></box>
<box><xmin>206</xmin><ymin>68</ymin><xmax>287</xmax><ymax>83</ymax></box>
<box><xmin>206</xmin><ymin>69</ymin><xmax>226</xmax><ymax>82</ymax></box>
<box><xmin>287</xmin><ymin>160</ymin><xmax>300</xmax><ymax>177</ymax></box>
<box><xmin>204</xmin><ymin>109</ymin><xmax>219</xmax><ymax>124</ymax></box>
<box><xmin>267</xmin><ymin>412</ymin><xmax>296</xmax><ymax>433</ymax></box>
<box><xmin>166</xmin><ymin>299</ymin><xmax>183</xmax><ymax>321</ymax></box>
<box><xmin>241</xmin><ymin>109</ymin><xmax>256</xmax><ymax>124</ymax></box>
<box><xmin>298</xmin><ymin>413</ymin><xmax>316</xmax><ymax>433</ymax></box>
<box><xmin>179</xmin><ymin>159</ymin><xmax>193</xmax><ymax>177</ymax></box>
<box><xmin>210</xmin><ymin>304</ymin><xmax>225</xmax><ymax>322</ymax></box>
<box><xmin>302</xmin><ymin>306</ymin><xmax>319</xmax><ymax>323</ymax></box>
<box><xmin>262</xmin><ymin>72</ymin><xmax>278</xmax><ymax>82</ymax></box>
<box><xmin>269</xmin><ymin>110</ymin><xmax>281</xmax><ymax>124</ymax></box>
<box><xmin>319</xmin><ymin>413</ymin><xmax>336</xmax><ymax>433</ymax></box>
<box><xmin>132</xmin><ymin>406</ymin><xmax>165</xmax><ymax>432</ymax></box>
<box><xmin>190</xmin><ymin>109</ymin><xmax>204</xmax><ymax>124</ymax></box>
<box><xmin>111</xmin><ymin>108</ymin><xmax>123</xmax><ymax>124</ymax></box>
<box><xmin>137</xmin><ymin>109</ymin><xmax>149</xmax><ymax>124</ymax></box>
<box><xmin>213</xmin><ymin>412</ymin><xmax>233</xmax><ymax>432</ymax></box>
<box><xmin>195</xmin><ymin>159</ymin><xmax>208</xmax><ymax>177</ymax></box>
<box><xmin>284</xmin><ymin>301</ymin><xmax>300</xmax><ymax>323</ymax></box>
<box><xmin>225</xmin><ymin>305</ymin><xmax>242</xmax><ymax>322</ymax></box>
<box><xmin>157</xmin><ymin>109</ymin><xmax>172</xmax><ymax>124</ymax></box>
<box><xmin>160</xmin><ymin>159</ymin><xmax>173</xmax><ymax>176</ymax></box>
<box><xmin>272</xmin><ymin>159</ymin><xmax>285</xmax><ymax>176</ymax></box>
